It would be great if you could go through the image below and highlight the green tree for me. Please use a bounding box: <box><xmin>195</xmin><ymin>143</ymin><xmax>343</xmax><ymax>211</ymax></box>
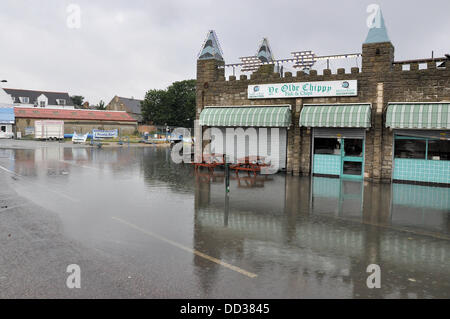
<box><xmin>142</xmin><ymin>89</ymin><xmax>168</xmax><ymax>125</ymax></box>
<box><xmin>70</xmin><ymin>95</ymin><xmax>84</xmax><ymax>108</ymax></box>
<box><xmin>95</xmin><ymin>100</ymin><xmax>105</xmax><ymax>110</ymax></box>
<box><xmin>142</xmin><ymin>79</ymin><xmax>196</xmax><ymax>127</ymax></box>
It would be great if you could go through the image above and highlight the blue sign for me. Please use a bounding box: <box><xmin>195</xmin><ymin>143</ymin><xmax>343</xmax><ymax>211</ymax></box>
<box><xmin>92</xmin><ymin>129</ymin><xmax>118</xmax><ymax>139</ymax></box>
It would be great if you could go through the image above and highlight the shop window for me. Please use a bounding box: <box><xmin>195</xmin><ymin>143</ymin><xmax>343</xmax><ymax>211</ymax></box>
<box><xmin>344</xmin><ymin>139</ymin><xmax>363</xmax><ymax>157</ymax></box>
<box><xmin>394</xmin><ymin>139</ymin><xmax>426</xmax><ymax>159</ymax></box>
<box><xmin>427</xmin><ymin>140</ymin><xmax>450</xmax><ymax>161</ymax></box>
<box><xmin>314</xmin><ymin>138</ymin><xmax>341</xmax><ymax>155</ymax></box>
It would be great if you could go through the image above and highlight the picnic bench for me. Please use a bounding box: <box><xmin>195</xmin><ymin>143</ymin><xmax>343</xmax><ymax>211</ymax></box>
<box><xmin>193</xmin><ymin>153</ymin><xmax>225</xmax><ymax>172</ymax></box>
<box><xmin>230</xmin><ymin>156</ymin><xmax>270</xmax><ymax>176</ymax></box>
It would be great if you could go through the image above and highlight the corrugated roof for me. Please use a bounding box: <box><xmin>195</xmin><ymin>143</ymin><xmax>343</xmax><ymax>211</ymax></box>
<box><xmin>14</xmin><ymin>108</ymin><xmax>137</xmax><ymax>122</ymax></box>
<box><xmin>299</xmin><ymin>104</ymin><xmax>372</xmax><ymax>128</ymax></box>
<box><xmin>386</xmin><ymin>103</ymin><xmax>450</xmax><ymax>129</ymax></box>
<box><xmin>199</xmin><ymin>106</ymin><xmax>291</xmax><ymax>127</ymax></box>
<box><xmin>4</xmin><ymin>88</ymin><xmax>74</xmax><ymax>106</ymax></box>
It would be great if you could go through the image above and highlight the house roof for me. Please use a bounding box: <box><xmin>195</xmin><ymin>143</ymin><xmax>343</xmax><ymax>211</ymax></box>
<box><xmin>117</xmin><ymin>96</ymin><xmax>143</xmax><ymax>115</ymax></box>
<box><xmin>14</xmin><ymin>108</ymin><xmax>137</xmax><ymax>122</ymax></box>
<box><xmin>4</xmin><ymin>88</ymin><xmax>74</xmax><ymax>106</ymax></box>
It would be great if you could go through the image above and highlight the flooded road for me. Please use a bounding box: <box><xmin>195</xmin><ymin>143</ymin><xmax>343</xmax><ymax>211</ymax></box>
<box><xmin>0</xmin><ymin>145</ymin><xmax>449</xmax><ymax>298</ymax></box>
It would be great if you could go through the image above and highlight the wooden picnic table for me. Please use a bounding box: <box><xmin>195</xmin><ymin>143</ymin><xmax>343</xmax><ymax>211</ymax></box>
<box><xmin>230</xmin><ymin>156</ymin><xmax>270</xmax><ymax>176</ymax></box>
<box><xmin>193</xmin><ymin>153</ymin><xmax>225</xmax><ymax>172</ymax></box>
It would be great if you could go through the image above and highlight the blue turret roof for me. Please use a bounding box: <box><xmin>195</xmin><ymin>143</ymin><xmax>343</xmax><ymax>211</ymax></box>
<box><xmin>256</xmin><ymin>38</ymin><xmax>274</xmax><ymax>63</ymax></box>
<box><xmin>198</xmin><ymin>30</ymin><xmax>224</xmax><ymax>61</ymax></box>
<box><xmin>364</xmin><ymin>8</ymin><xmax>390</xmax><ymax>44</ymax></box>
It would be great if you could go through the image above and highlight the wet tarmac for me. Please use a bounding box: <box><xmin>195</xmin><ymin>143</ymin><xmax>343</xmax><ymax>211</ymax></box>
<box><xmin>0</xmin><ymin>145</ymin><xmax>449</xmax><ymax>298</ymax></box>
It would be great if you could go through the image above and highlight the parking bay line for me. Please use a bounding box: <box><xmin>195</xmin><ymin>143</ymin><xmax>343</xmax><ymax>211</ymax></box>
<box><xmin>111</xmin><ymin>216</ymin><xmax>258</xmax><ymax>279</ymax></box>
<box><xmin>0</xmin><ymin>164</ymin><xmax>79</xmax><ymax>203</ymax></box>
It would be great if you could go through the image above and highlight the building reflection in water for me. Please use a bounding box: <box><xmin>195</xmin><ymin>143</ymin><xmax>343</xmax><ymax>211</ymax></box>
<box><xmin>4</xmin><ymin>147</ymin><xmax>145</xmax><ymax>178</ymax></box>
<box><xmin>194</xmin><ymin>171</ymin><xmax>450</xmax><ymax>298</ymax></box>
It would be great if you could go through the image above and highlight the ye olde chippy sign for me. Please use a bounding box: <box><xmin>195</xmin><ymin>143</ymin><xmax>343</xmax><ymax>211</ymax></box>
<box><xmin>248</xmin><ymin>80</ymin><xmax>357</xmax><ymax>99</ymax></box>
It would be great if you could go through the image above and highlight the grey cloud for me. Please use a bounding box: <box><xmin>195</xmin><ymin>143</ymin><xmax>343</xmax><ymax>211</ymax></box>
<box><xmin>0</xmin><ymin>0</ymin><xmax>448</xmax><ymax>104</ymax></box>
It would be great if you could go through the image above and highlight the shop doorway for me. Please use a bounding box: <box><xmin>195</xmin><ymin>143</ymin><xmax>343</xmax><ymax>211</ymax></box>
<box><xmin>342</xmin><ymin>138</ymin><xmax>364</xmax><ymax>179</ymax></box>
<box><xmin>312</xmin><ymin>129</ymin><xmax>365</xmax><ymax>180</ymax></box>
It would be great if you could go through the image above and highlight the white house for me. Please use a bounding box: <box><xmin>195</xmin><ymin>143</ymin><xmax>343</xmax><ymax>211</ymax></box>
<box><xmin>2</xmin><ymin>88</ymin><xmax>75</xmax><ymax>109</ymax></box>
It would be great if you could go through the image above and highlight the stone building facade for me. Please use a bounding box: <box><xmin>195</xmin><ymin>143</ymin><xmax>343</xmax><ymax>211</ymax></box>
<box><xmin>195</xmin><ymin>11</ymin><xmax>450</xmax><ymax>185</ymax></box>
<box><xmin>106</xmin><ymin>96</ymin><xmax>143</xmax><ymax>123</ymax></box>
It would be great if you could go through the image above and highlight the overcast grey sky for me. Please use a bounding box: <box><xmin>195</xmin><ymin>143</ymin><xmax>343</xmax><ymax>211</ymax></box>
<box><xmin>0</xmin><ymin>0</ymin><xmax>449</xmax><ymax>105</ymax></box>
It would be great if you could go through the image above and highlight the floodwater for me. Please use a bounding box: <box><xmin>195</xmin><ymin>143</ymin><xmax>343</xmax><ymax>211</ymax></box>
<box><xmin>0</xmin><ymin>145</ymin><xmax>449</xmax><ymax>298</ymax></box>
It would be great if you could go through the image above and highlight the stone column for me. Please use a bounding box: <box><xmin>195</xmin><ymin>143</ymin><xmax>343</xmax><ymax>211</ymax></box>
<box><xmin>372</xmin><ymin>83</ymin><xmax>384</xmax><ymax>181</ymax></box>
<box><xmin>288</xmin><ymin>98</ymin><xmax>302</xmax><ymax>176</ymax></box>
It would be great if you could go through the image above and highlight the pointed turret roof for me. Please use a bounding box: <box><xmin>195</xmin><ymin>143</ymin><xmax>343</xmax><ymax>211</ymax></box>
<box><xmin>364</xmin><ymin>8</ymin><xmax>390</xmax><ymax>44</ymax></box>
<box><xmin>256</xmin><ymin>38</ymin><xmax>274</xmax><ymax>63</ymax></box>
<box><xmin>198</xmin><ymin>30</ymin><xmax>224</xmax><ymax>61</ymax></box>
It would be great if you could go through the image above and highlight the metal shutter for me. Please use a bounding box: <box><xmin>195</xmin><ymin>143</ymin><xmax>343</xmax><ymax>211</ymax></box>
<box><xmin>313</xmin><ymin>128</ymin><xmax>366</xmax><ymax>139</ymax></box>
<box><xmin>210</xmin><ymin>127</ymin><xmax>287</xmax><ymax>170</ymax></box>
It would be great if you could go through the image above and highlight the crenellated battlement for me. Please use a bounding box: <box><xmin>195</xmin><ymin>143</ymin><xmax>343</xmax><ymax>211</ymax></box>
<box><xmin>217</xmin><ymin>67</ymin><xmax>362</xmax><ymax>85</ymax></box>
<box><xmin>392</xmin><ymin>60</ymin><xmax>447</xmax><ymax>73</ymax></box>
<box><xmin>208</xmin><ymin>58</ymin><xmax>448</xmax><ymax>86</ymax></box>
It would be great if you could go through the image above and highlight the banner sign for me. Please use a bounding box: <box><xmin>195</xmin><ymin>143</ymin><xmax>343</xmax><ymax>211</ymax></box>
<box><xmin>248</xmin><ymin>80</ymin><xmax>357</xmax><ymax>99</ymax></box>
<box><xmin>92</xmin><ymin>129</ymin><xmax>118</xmax><ymax>139</ymax></box>
<box><xmin>25</xmin><ymin>127</ymin><xmax>34</xmax><ymax>135</ymax></box>
<box><xmin>72</xmin><ymin>132</ymin><xmax>89</xmax><ymax>143</ymax></box>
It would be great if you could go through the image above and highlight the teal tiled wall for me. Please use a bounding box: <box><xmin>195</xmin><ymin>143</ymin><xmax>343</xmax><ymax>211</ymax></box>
<box><xmin>393</xmin><ymin>158</ymin><xmax>450</xmax><ymax>184</ymax></box>
<box><xmin>312</xmin><ymin>177</ymin><xmax>341</xmax><ymax>198</ymax></box>
<box><xmin>313</xmin><ymin>154</ymin><xmax>341</xmax><ymax>176</ymax></box>
<box><xmin>392</xmin><ymin>183</ymin><xmax>450</xmax><ymax>210</ymax></box>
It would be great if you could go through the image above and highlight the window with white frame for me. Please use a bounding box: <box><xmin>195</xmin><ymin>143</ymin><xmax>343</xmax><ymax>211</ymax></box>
<box><xmin>39</xmin><ymin>101</ymin><xmax>46</xmax><ymax>107</ymax></box>
<box><xmin>56</xmin><ymin>99</ymin><xmax>66</xmax><ymax>105</ymax></box>
<box><xmin>19</xmin><ymin>97</ymin><xmax>30</xmax><ymax>104</ymax></box>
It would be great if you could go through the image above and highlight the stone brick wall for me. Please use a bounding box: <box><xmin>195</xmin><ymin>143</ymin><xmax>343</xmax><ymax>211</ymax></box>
<box><xmin>196</xmin><ymin>41</ymin><xmax>450</xmax><ymax>181</ymax></box>
<box><xmin>106</xmin><ymin>96</ymin><xmax>126</xmax><ymax>112</ymax></box>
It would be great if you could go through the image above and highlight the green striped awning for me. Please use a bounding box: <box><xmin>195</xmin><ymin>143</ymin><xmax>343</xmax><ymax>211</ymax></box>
<box><xmin>299</xmin><ymin>104</ymin><xmax>371</xmax><ymax>128</ymax></box>
<box><xmin>386</xmin><ymin>103</ymin><xmax>450</xmax><ymax>129</ymax></box>
<box><xmin>199</xmin><ymin>106</ymin><xmax>291</xmax><ymax>127</ymax></box>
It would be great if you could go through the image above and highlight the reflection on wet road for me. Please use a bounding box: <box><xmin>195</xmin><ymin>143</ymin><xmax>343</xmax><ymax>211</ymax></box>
<box><xmin>0</xmin><ymin>146</ymin><xmax>449</xmax><ymax>298</ymax></box>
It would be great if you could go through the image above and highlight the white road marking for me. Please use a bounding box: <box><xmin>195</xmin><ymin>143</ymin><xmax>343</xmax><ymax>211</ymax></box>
<box><xmin>112</xmin><ymin>216</ymin><xmax>258</xmax><ymax>279</ymax></box>
<box><xmin>0</xmin><ymin>165</ymin><xmax>20</xmax><ymax>176</ymax></box>
<box><xmin>0</xmin><ymin>164</ymin><xmax>80</xmax><ymax>203</ymax></box>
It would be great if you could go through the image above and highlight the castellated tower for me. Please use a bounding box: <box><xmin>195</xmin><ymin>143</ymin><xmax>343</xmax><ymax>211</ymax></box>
<box><xmin>196</xmin><ymin>30</ymin><xmax>225</xmax><ymax>114</ymax></box>
<box><xmin>361</xmin><ymin>8</ymin><xmax>394</xmax><ymax>74</ymax></box>
<box><xmin>361</xmin><ymin>7</ymin><xmax>394</xmax><ymax>181</ymax></box>
<box><xmin>195</xmin><ymin>31</ymin><xmax>225</xmax><ymax>159</ymax></box>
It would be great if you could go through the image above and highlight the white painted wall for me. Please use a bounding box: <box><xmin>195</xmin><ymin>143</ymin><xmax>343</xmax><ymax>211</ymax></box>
<box><xmin>37</xmin><ymin>94</ymin><xmax>49</xmax><ymax>107</ymax></box>
<box><xmin>0</xmin><ymin>88</ymin><xmax>13</xmax><ymax>107</ymax></box>
<box><xmin>0</xmin><ymin>124</ymin><xmax>14</xmax><ymax>138</ymax></box>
